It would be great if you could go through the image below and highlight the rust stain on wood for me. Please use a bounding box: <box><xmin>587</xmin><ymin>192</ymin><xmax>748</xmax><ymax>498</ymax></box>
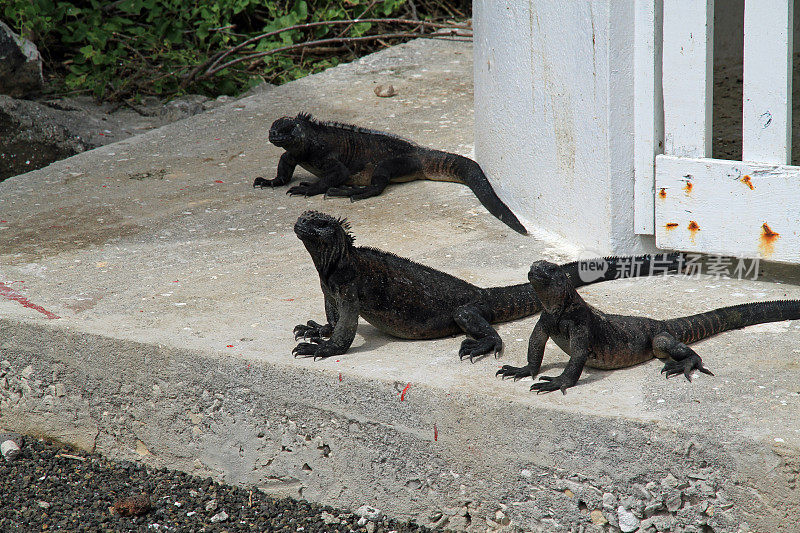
<box><xmin>683</xmin><ymin>181</ymin><xmax>693</xmax><ymax>194</ymax></box>
<box><xmin>658</xmin><ymin>188</ymin><xmax>667</xmax><ymax>199</ymax></box>
<box><xmin>740</xmin><ymin>174</ymin><xmax>754</xmax><ymax>189</ymax></box>
<box><xmin>665</xmin><ymin>222</ymin><xmax>678</xmax><ymax>230</ymax></box>
<box><xmin>687</xmin><ymin>221</ymin><xmax>700</xmax><ymax>243</ymax></box>
<box><xmin>759</xmin><ymin>222</ymin><xmax>780</xmax><ymax>257</ymax></box>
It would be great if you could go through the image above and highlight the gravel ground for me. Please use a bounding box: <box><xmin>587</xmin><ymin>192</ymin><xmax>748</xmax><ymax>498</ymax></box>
<box><xmin>0</xmin><ymin>435</ymin><xmax>430</xmax><ymax>533</ymax></box>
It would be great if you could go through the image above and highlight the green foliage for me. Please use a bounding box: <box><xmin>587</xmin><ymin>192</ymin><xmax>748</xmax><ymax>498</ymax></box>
<box><xmin>2</xmin><ymin>0</ymin><xmax>419</xmax><ymax>101</ymax></box>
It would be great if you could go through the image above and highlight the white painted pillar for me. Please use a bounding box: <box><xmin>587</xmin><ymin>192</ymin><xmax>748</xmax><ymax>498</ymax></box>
<box><xmin>661</xmin><ymin>0</ymin><xmax>714</xmax><ymax>158</ymax></box>
<box><xmin>474</xmin><ymin>0</ymin><xmax>655</xmax><ymax>255</ymax></box>
<box><xmin>742</xmin><ymin>0</ymin><xmax>793</xmax><ymax>164</ymax></box>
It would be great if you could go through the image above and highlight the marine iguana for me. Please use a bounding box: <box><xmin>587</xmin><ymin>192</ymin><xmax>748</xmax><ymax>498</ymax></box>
<box><xmin>496</xmin><ymin>260</ymin><xmax>800</xmax><ymax>393</ymax></box>
<box><xmin>291</xmin><ymin>210</ymin><xmax>685</xmax><ymax>361</ymax></box>
<box><xmin>253</xmin><ymin>113</ymin><xmax>527</xmax><ymax>234</ymax></box>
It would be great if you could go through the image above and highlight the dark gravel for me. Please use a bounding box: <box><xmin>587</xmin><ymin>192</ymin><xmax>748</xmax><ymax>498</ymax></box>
<box><xmin>0</xmin><ymin>436</ymin><xmax>430</xmax><ymax>533</ymax></box>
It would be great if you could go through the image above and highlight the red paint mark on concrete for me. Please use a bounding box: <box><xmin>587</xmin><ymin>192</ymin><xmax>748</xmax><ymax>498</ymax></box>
<box><xmin>400</xmin><ymin>382</ymin><xmax>411</xmax><ymax>401</ymax></box>
<box><xmin>214</xmin><ymin>180</ymin><xmax>224</xmax><ymax>183</ymax></box>
<box><xmin>433</xmin><ymin>423</ymin><xmax>438</xmax><ymax>442</ymax></box>
<box><xmin>338</xmin><ymin>372</ymin><xmax>342</xmax><ymax>382</ymax></box>
<box><xmin>0</xmin><ymin>282</ymin><xmax>60</xmax><ymax>319</ymax></box>
<box><xmin>226</xmin><ymin>344</ymin><xmax>234</xmax><ymax>348</ymax></box>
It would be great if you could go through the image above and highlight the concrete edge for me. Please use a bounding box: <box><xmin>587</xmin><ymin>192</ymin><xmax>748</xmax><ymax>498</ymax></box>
<box><xmin>1</xmin><ymin>317</ymin><xmax>797</xmax><ymax>532</ymax></box>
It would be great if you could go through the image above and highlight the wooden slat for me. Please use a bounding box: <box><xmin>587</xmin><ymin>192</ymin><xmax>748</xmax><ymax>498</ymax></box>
<box><xmin>661</xmin><ymin>0</ymin><xmax>714</xmax><ymax>158</ymax></box>
<box><xmin>633</xmin><ymin>0</ymin><xmax>663</xmax><ymax>235</ymax></box>
<box><xmin>655</xmin><ymin>155</ymin><xmax>800</xmax><ymax>263</ymax></box>
<box><xmin>742</xmin><ymin>0</ymin><xmax>793</xmax><ymax>164</ymax></box>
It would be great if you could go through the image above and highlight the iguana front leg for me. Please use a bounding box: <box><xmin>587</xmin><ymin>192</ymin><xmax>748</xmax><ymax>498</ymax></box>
<box><xmin>293</xmin><ymin>286</ymin><xmax>359</xmax><ymax>359</ymax></box>
<box><xmin>254</xmin><ymin>152</ymin><xmax>297</xmax><ymax>188</ymax></box>
<box><xmin>294</xmin><ymin>293</ymin><xmax>338</xmax><ymax>340</ymax></box>
<box><xmin>454</xmin><ymin>304</ymin><xmax>503</xmax><ymax>363</ymax></box>
<box><xmin>327</xmin><ymin>155</ymin><xmax>422</xmax><ymax>201</ymax></box>
<box><xmin>653</xmin><ymin>332</ymin><xmax>715</xmax><ymax>381</ymax></box>
<box><xmin>288</xmin><ymin>157</ymin><xmax>350</xmax><ymax>197</ymax></box>
<box><xmin>497</xmin><ymin>320</ymin><xmax>548</xmax><ymax>380</ymax></box>
<box><xmin>531</xmin><ymin>325</ymin><xmax>590</xmax><ymax>394</ymax></box>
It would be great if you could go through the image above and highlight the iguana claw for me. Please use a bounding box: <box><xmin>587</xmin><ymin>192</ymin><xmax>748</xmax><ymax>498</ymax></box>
<box><xmin>496</xmin><ymin>364</ymin><xmax>532</xmax><ymax>381</ymax></box>
<box><xmin>458</xmin><ymin>337</ymin><xmax>503</xmax><ymax>363</ymax></box>
<box><xmin>293</xmin><ymin>320</ymin><xmax>332</xmax><ymax>340</ymax></box>
<box><xmin>530</xmin><ymin>375</ymin><xmax>572</xmax><ymax>395</ymax></box>
<box><xmin>661</xmin><ymin>355</ymin><xmax>714</xmax><ymax>381</ymax></box>
<box><xmin>292</xmin><ymin>341</ymin><xmax>320</xmax><ymax>357</ymax></box>
<box><xmin>253</xmin><ymin>176</ymin><xmax>279</xmax><ymax>188</ymax></box>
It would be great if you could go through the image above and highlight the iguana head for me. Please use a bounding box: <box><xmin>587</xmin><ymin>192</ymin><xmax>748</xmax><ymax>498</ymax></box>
<box><xmin>528</xmin><ymin>260</ymin><xmax>574</xmax><ymax>312</ymax></box>
<box><xmin>294</xmin><ymin>210</ymin><xmax>355</xmax><ymax>251</ymax></box>
<box><xmin>269</xmin><ymin>115</ymin><xmax>305</xmax><ymax>149</ymax></box>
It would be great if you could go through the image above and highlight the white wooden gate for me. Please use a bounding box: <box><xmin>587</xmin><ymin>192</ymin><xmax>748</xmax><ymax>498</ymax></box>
<box><xmin>634</xmin><ymin>0</ymin><xmax>800</xmax><ymax>263</ymax></box>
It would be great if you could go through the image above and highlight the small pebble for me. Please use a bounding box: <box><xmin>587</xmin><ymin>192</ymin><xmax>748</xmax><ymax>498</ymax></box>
<box><xmin>617</xmin><ymin>506</ymin><xmax>640</xmax><ymax>533</ymax></box>
<box><xmin>112</xmin><ymin>495</ymin><xmax>151</xmax><ymax>517</ymax></box>
<box><xmin>1</xmin><ymin>439</ymin><xmax>21</xmax><ymax>461</ymax></box>
<box><xmin>357</xmin><ymin>504</ymin><xmax>384</xmax><ymax>521</ymax></box>
<box><xmin>374</xmin><ymin>84</ymin><xmax>397</xmax><ymax>97</ymax></box>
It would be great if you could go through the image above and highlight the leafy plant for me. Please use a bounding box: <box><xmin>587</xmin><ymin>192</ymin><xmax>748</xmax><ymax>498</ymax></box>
<box><xmin>2</xmin><ymin>0</ymin><xmax>468</xmax><ymax>101</ymax></box>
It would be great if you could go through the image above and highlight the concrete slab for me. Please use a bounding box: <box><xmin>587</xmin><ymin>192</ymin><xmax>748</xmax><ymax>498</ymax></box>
<box><xmin>1</xmin><ymin>39</ymin><xmax>800</xmax><ymax>532</ymax></box>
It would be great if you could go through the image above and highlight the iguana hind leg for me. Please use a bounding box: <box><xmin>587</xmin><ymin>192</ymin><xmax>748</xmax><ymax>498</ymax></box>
<box><xmin>653</xmin><ymin>332</ymin><xmax>715</xmax><ymax>381</ymax></box>
<box><xmin>327</xmin><ymin>155</ymin><xmax>422</xmax><ymax>201</ymax></box>
<box><xmin>454</xmin><ymin>305</ymin><xmax>503</xmax><ymax>363</ymax></box>
<box><xmin>288</xmin><ymin>157</ymin><xmax>350</xmax><ymax>196</ymax></box>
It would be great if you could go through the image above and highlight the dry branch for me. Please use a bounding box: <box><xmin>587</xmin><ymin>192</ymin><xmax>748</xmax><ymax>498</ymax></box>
<box><xmin>181</xmin><ymin>18</ymin><xmax>471</xmax><ymax>87</ymax></box>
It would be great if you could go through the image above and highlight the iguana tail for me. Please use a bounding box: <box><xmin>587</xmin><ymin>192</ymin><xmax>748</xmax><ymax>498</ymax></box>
<box><xmin>664</xmin><ymin>300</ymin><xmax>800</xmax><ymax>345</ymax></box>
<box><xmin>561</xmin><ymin>252</ymin><xmax>686</xmax><ymax>288</ymax></box>
<box><xmin>422</xmin><ymin>151</ymin><xmax>527</xmax><ymax>234</ymax></box>
<box><xmin>484</xmin><ymin>253</ymin><xmax>687</xmax><ymax>323</ymax></box>
<box><xmin>664</xmin><ymin>300</ymin><xmax>800</xmax><ymax>344</ymax></box>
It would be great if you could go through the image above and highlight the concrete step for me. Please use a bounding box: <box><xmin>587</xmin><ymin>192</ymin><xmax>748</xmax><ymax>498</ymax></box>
<box><xmin>1</xmin><ymin>39</ymin><xmax>799</xmax><ymax>532</ymax></box>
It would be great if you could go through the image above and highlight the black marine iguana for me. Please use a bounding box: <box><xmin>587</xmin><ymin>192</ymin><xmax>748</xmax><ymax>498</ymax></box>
<box><xmin>291</xmin><ymin>210</ymin><xmax>685</xmax><ymax>361</ymax></box>
<box><xmin>253</xmin><ymin>113</ymin><xmax>527</xmax><ymax>234</ymax></box>
<box><xmin>497</xmin><ymin>260</ymin><xmax>800</xmax><ymax>393</ymax></box>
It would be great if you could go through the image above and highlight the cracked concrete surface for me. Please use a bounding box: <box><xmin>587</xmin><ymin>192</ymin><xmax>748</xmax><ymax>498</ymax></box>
<box><xmin>1</xmin><ymin>39</ymin><xmax>800</xmax><ymax>532</ymax></box>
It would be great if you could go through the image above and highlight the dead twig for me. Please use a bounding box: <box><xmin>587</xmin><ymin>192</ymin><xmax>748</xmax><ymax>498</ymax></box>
<box><xmin>184</xmin><ymin>18</ymin><xmax>470</xmax><ymax>86</ymax></box>
<box><xmin>201</xmin><ymin>32</ymin><xmax>471</xmax><ymax>79</ymax></box>
<box><xmin>56</xmin><ymin>453</ymin><xmax>87</xmax><ymax>462</ymax></box>
<box><xmin>335</xmin><ymin>0</ymin><xmax>379</xmax><ymax>38</ymax></box>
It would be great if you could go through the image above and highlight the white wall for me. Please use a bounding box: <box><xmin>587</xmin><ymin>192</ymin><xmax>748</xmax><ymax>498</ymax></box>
<box><xmin>474</xmin><ymin>0</ymin><xmax>657</xmax><ymax>255</ymax></box>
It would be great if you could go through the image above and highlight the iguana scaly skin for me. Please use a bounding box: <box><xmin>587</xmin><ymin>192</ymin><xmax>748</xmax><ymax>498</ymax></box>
<box><xmin>254</xmin><ymin>113</ymin><xmax>527</xmax><ymax>234</ymax></box>
<box><xmin>497</xmin><ymin>260</ymin><xmax>800</xmax><ymax>393</ymax></box>
<box><xmin>291</xmin><ymin>210</ymin><xmax>686</xmax><ymax>361</ymax></box>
